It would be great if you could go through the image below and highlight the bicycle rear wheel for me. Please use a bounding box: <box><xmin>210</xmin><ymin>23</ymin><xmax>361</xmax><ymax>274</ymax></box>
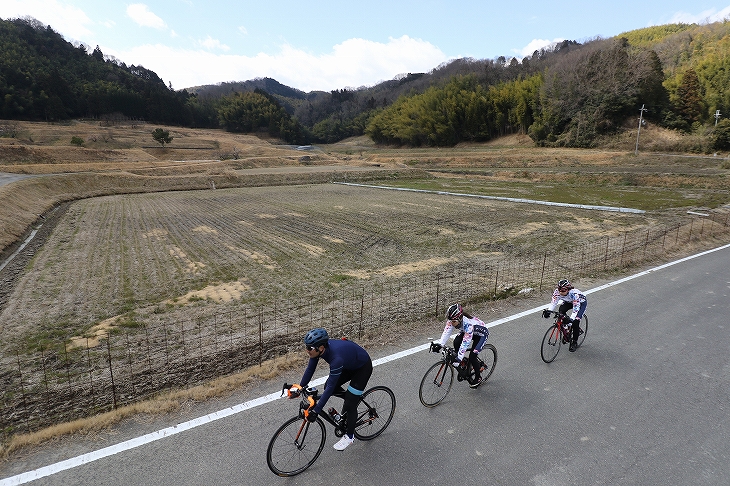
<box><xmin>266</xmin><ymin>416</ymin><xmax>326</xmax><ymax>477</ymax></box>
<box><xmin>353</xmin><ymin>386</ymin><xmax>396</xmax><ymax>440</ymax></box>
<box><xmin>419</xmin><ymin>360</ymin><xmax>454</xmax><ymax>407</ymax></box>
<box><xmin>576</xmin><ymin>314</ymin><xmax>588</xmax><ymax>348</ymax></box>
<box><xmin>541</xmin><ymin>325</ymin><xmax>561</xmax><ymax>363</ymax></box>
<box><xmin>473</xmin><ymin>343</ymin><xmax>497</xmax><ymax>383</ymax></box>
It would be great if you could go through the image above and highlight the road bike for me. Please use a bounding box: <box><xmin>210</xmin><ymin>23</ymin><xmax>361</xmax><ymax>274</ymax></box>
<box><xmin>540</xmin><ymin>311</ymin><xmax>588</xmax><ymax>363</ymax></box>
<box><xmin>418</xmin><ymin>343</ymin><xmax>497</xmax><ymax>408</ymax></box>
<box><xmin>266</xmin><ymin>382</ymin><xmax>396</xmax><ymax>477</ymax></box>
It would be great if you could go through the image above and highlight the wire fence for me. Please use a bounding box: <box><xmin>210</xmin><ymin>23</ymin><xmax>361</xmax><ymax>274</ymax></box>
<box><xmin>2</xmin><ymin>213</ymin><xmax>729</xmax><ymax>439</ymax></box>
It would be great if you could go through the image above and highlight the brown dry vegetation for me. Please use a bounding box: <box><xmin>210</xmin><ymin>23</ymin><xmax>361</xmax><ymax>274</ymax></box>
<box><xmin>1</xmin><ymin>119</ymin><xmax>730</xmax><ymax>455</ymax></box>
<box><xmin>2</xmin><ymin>119</ymin><xmax>730</xmax><ymax>355</ymax></box>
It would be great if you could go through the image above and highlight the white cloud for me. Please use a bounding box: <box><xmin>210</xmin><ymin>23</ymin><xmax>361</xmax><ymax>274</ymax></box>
<box><xmin>667</xmin><ymin>5</ymin><xmax>730</xmax><ymax>24</ymax></box>
<box><xmin>514</xmin><ymin>38</ymin><xmax>565</xmax><ymax>58</ymax></box>
<box><xmin>199</xmin><ymin>36</ymin><xmax>230</xmax><ymax>51</ymax></box>
<box><xmin>112</xmin><ymin>35</ymin><xmax>448</xmax><ymax>91</ymax></box>
<box><xmin>126</xmin><ymin>4</ymin><xmax>167</xmax><ymax>30</ymax></box>
<box><xmin>0</xmin><ymin>0</ymin><xmax>94</xmax><ymax>39</ymax></box>
<box><xmin>238</xmin><ymin>26</ymin><xmax>248</xmax><ymax>35</ymax></box>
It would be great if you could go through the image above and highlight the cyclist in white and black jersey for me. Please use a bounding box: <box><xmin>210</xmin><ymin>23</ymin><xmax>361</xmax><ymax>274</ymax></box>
<box><xmin>431</xmin><ymin>303</ymin><xmax>490</xmax><ymax>389</ymax></box>
<box><xmin>542</xmin><ymin>278</ymin><xmax>587</xmax><ymax>352</ymax></box>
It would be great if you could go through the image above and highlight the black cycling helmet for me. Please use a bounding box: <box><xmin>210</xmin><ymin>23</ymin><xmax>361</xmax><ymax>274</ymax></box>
<box><xmin>557</xmin><ymin>279</ymin><xmax>573</xmax><ymax>291</ymax></box>
<box><xmin>445</xmin><ymin>303</ymin><xmax>463</xmax><ymax>321</ymax></box>
<box><xmin>304</xmin><ymin>328</ymin><xmax>329</xmax><ymax>348</ymax></box>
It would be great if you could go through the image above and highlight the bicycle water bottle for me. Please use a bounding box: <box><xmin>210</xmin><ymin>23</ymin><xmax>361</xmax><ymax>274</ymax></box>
<box><xmin>328</xmin><ymin>407</ymin><xmax>341</xmax><ymax>423</ymax></box>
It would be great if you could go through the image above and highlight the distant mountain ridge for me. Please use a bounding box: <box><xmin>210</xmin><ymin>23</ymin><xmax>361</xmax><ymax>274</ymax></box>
<box><xmin>1</xmin><ymin>15</ymin><xmax>728</xmax><ymax>148</ymax></box>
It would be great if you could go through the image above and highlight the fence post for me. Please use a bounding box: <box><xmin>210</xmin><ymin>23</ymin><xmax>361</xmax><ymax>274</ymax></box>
<box><xmin>258</xmin><ymin>308</ymin><xmax>263</xmax><ymax>367</ymax></box>
<box><xmin>41</xmin><ymin>347</ymin><xmax>50</xmax><ymax>410</ymax></box>
<box><xmin>493</xmin><ymin>268</ymin><xmax>499</xmax><ymax>296</ymax></box>
<box><xmin>126</xmin><ymin>333</ymin><xmax>134</xmax><ymax>398</ymax></box>
<box><xmin>604</xmin><ymin>235</ymin><xmax>610</xmax><ymax>269</ymax></box>
<box><xmin>688</xmin><ymin>219</ymin><xmax>694</xmax><ymax>242</ymax></box>
<box><xmin>539</xmin><ymin>251</ymin><xmax>547</xmax><ymax>291</ymax></box>
<box><xmin>162</xmin><ymin>321</ymin><xmax>169</xmax><ymax>366</ymax></box>
<box><xmin>213</xmin><ymin>314</ymin><xmax>218</xmax><ymax>353</ymax></box>
<box><xmin>64</xmin><ymin>343</ymin><xmax>72</xmax><ymax>396</ymax></box>
<box><xmin>144</xmin><ymin>324</ymin><xmax>152</xmax><ymax>371</ymax></box>
<box><xmin>197</xmin><ymin>317</ymin><xmax>203</xmax><ymax>363</ymax></box>
<box><xmin>86</xmin><ymin>339</ymin><xmax>95</xmax><ymax>412</ymax></box>
<box><xmin>360</xmin><ymin>295</ymin><xmax>364</xmax><ymax>339</ymax></box>
<box><xmin>16</xmin><ymin>352</ymin><xmax>28</xmax><ymax>430</ymax></box>
<box><xmin>180</xmin><ymin>320</ymin><xmax>186</xmax><ymax>358</ymax></box>
<box><xmin>620</xmin><ymin>232</ymin><xmax>627</xmax><ymax>268</ymax></box>
<box><xmin>435</xmin><ymin>274</ymin><xmax>440</xmax><ymax>318</ymax></box>
<box><xmin>106</xmin><ymin>337</ymin><xmax>117</xmax><ymax>410</ymax></box>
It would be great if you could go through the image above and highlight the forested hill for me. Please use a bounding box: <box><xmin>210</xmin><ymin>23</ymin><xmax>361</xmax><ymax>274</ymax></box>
<box><xmin>0</xmin><ymin>17</ymin><xmax>199</xmax><ymax>125</ymax></box>
<box><xmin>1</xmin><ymin>15</ymin><xmax>729</xmax><ymax>149</ymax></box>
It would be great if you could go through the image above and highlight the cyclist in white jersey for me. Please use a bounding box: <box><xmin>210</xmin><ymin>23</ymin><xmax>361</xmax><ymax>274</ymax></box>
<box><xmin>542</xmin><ymin>278</ymin><xmax>587</xmax><ymax>352</ymax></box>
<box><xmin>431</xmin><ymin>303</ymin><xmax>490</xmax><ymax>389</ymax></box>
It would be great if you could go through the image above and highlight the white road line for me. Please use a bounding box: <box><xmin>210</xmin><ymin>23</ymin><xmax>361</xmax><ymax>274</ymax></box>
<box><xmin>3</xmin><ymin>241</ymin><xmax>730</xmax><ymax>485</ymax></box>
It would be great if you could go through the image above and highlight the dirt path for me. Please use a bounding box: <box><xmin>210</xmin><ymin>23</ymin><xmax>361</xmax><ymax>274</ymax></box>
<box><xmin>0</xmin><ymin>172</ymin><xmax>39</xmax><ymax>187</ymax></box>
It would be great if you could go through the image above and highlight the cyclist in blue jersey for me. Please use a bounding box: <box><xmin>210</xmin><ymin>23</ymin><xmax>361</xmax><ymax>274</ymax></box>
<box><xmin>430</xmin><ymin>303</ymin><xmax>491</xmax><ymax>389</ymax></box>
<box><xmin>542</xmin><ymin>278</ymin><xmax>587</xmax><ymax>352</ymax></box>
<box><xmin>288</xmin><ymin>328</ymin><xmax>372</xmax><ymax>451</ymax></box>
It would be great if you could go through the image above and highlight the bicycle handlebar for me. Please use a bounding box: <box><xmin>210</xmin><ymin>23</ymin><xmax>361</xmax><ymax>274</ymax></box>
<box><xmin>282</xmin><ymin>383</ymin><xmax>319</xmax><ymax>399</ymax></box>
<box><xmin>544</xmin><ymin>310</ymin><xmax>573</xmax><ymax>322</ymax></box>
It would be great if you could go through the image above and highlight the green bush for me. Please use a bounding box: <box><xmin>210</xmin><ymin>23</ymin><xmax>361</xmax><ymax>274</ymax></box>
<box><xmin>712</xmin><ymin>119</ymin><xmax>730</xmax><ymax>150</ymax></box>
<box><xmin>70</xmin><ymin>136</ymin><xmax>84</xmax><ymax>146</ymax></box>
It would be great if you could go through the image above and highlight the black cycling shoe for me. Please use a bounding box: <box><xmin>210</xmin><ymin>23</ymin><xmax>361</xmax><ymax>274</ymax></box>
<box><xmin>569</xmin><ymin>341</ymin><xmax>577</xmax><ymax>352</ymax></box>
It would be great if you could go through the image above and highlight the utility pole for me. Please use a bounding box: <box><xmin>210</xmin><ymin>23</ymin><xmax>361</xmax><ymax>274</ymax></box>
<box><xmin>635</xmin><ymin>104</ymin><xmax>648</xmax><ymax>155</ymax></box>
<box><xmin>715</xmin><ymin>110</ymin><xmax>722</xmax><ymax>126</ymax></box>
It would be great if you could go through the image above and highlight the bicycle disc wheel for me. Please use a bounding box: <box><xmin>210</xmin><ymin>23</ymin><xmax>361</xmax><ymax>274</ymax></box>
<box><xmin>576</xmin><ymin>314</ymin><xmax>588</xmax><ymax>348</ymax></box>
<box><xmin>541</xmin><ymin>325</ymin><xmax>561</xmax><ymax>363</ymax></box>
<box><xmin>354</xmin><ymin>386</ymin><xmax>396</xmax><ymax>440</ymax></box>
<box><xmin>476</xmin><ymin>343</ymin><xmax>497</xmax><ymax>383</ymax></box>
<box><xmin>266</xmin><ymin>416</ymin><xmax>326</xmax><ymax>477</ymax></box>
<box><xmin>419</xmin><ymin>361</ymin><xmax>454</xmax><ymax>407</ymax></box>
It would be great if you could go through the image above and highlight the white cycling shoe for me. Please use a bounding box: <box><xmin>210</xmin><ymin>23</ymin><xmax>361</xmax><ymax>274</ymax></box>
<box><xmin>333</xmin><ymin>435</ymin><xmax>355</xmax><ymax>451</ymax></box>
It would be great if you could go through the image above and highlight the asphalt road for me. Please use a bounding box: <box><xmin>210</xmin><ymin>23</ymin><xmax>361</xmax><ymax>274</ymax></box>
<box><xmin>3</xmin><ymin>244</ymin><xmax>730</xmax><ymax>486</ymax></box>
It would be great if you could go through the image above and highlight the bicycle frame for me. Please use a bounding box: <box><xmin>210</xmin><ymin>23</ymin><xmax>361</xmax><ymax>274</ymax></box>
<box><xmin>438</xmin><ymin>346</ymin><xmax>479</xmax><ymax>381</ymax></box>
<box><xmin>556</xmin><ymin>313</ymin><xmax>572</xmax><ymax>342</ymax></box>
<box><xmin>285</xmin><ymin>384</ymin><xmax>377</xmax><ymax>437</ymax></box>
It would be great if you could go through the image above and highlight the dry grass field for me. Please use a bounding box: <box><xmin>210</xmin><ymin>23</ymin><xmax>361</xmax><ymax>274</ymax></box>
<box><xmin>1</xmin><ymin>118</ymin><xmax>730</xmax><ymax>451</ymax></box>
<box><xmin>1</xmin><ymin>119</ymin><xmax>730</xmax><ymax>351</ymax></box>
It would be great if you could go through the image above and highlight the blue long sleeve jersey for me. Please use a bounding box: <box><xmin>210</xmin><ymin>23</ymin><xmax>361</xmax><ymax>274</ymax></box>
<box><xmin>299</xmin><ymin>339</ymin><xmax>371</xmax><ymax>414</ymax></box>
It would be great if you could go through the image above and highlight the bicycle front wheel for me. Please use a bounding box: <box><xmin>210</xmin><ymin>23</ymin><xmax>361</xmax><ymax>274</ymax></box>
<box><xmin>419</xmin><ymin>361</ymin><xmax>454</xmax><ymax>407</ymax></box>
<box><xmin>541</xmin><ymin>325</ymin><xmax>561</xmax><ymax>363</ymax></box>
<box><xmin>354</xmin><ymin>386</ymin><xmax>396</xmax><ymax>440</ymax></box>
<box><xmin>576</xmin><ymin>314</ymin><xmax>588</xmax><ymax>348</ymax></box>
<box><xmin>266</xmin><ymin>416</ymin><xmax>326</xmax><ymax>477</ymax></box>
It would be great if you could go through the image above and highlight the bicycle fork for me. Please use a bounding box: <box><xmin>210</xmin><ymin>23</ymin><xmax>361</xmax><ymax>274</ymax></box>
<box><xmin>431</xmin><ymin>362</ymin><xmax>449</xmax><ymax>387</ymax></box>
<box><xmin>294</xmin><ymin>421</ymin><xmax>311</xmax><ymax>450</ymax></box>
